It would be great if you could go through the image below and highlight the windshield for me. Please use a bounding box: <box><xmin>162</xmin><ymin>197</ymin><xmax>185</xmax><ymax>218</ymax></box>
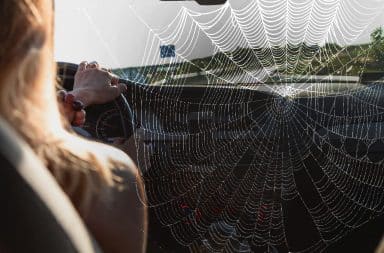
<box><xmin>55</xmin><ymin>1</ymin><xmax>384</xmax><ymax>253</ymax></box>
<box><xmin>55</xmin><ymin>0</ymin><xmax>384</xmax><ymax>89</ymax></box>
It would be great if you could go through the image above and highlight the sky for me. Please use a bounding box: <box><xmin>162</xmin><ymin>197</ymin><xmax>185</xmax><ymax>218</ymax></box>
<box><xmin>54</xmin><ymin>0</ymin><xmax>384</xmax><ymax>68</ymax></box>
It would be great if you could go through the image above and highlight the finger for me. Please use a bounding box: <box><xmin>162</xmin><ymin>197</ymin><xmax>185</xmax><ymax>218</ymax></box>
<box><xmin>61</xmin><ymin>105</ymin><xmax>76</xmax><ymax>124</ymax></box>
<box><xmin>99</xmin><ymin>69</ymin><xmax>115</xmax><ymax>82</ymax></box>
<box><xmin>117</xmin><ymin>83</ymin><xmax>128</xmax><ymax>93</ymax></box>
<box><xmin>57</xmin><ymin>90</ymin><xmax>67</xmax><ymax>102</ymax></box>
<box><xmin>72</xmin><ymin>100</ymin><xmax>85</xmax><ymax>112</ymax></box>
<box><xmin>62</xmin><ymin>101</ymin><xmax>74</xmax><ymax>114</ymax></box>
<box><xmin>111</xmin><ymin>75</ymin><xmax>120</xmax><ymax>85</ymax></box>
<box><xmin>89</xmin><ymin>61</ymin><xmax>99</xmax><ymax>67</ymax></box>
<box><xmin>78</xmin><ymin>61</ymin><xmax>88</xmax><ymax>72</ymax></box>
<box><xmin>101</xmin><ymin>67</ymin><xmax>111</xmax><ymax>72</ymax></box>
<box><xmin>64</xmin><ymin>93</ymin><xmax>75</xmax><ymax>104</ymax></box>
<box><xmin>73</xmin><ymin>110</ymin><xmax>86</xmax><ymax>126</ymax></box>
<box><xmin>72</xmin><ymin>118</ymin><xmax>85</xmax><ymax>127</ymax></box>
<box><xmin>87</xmin><ymin>61</ymin><xmax>99</xmax><ymax>69</ymax></box>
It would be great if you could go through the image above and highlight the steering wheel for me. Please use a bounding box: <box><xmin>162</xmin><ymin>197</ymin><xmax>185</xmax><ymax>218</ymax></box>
<box><xmin>57</xmin><ymin>62</ymin><xmax>135</xmax><ymax>142</ymax></box>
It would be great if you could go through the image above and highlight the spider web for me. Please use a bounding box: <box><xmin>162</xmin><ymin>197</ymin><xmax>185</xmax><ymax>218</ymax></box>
<box><xmin>108</xmin><ymin>0</ymin><xmax>384</xmax><ymax>252</ymax></box>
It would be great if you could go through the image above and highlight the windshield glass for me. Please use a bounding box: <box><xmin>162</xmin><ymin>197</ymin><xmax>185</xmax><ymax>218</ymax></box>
<box><xmin>55</xmin><ymin>0</ymin><xmax>384</xmax><ymax>90</ymax></box>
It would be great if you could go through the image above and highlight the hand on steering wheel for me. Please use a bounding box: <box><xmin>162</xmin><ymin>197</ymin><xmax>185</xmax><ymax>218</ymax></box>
<box><xmin>57</xmin><ymin>61</ymin><xmax>135</xmax><ymax>140</ymax></box>
<box><xmin>70</xmin><ymin>61</ymin><xmax>128</xmax><ymax>107</ymax></box>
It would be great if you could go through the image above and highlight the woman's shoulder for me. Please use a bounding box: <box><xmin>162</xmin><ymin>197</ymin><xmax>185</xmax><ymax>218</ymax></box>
<box><xmin>64</xmin><ymin>133</ymin><xmax>136</xmax><ymax>169</ymax></box>
<box><xmin>76</xmin><ymin>140</ymin><xmax>147</xmax><ymax>253</ymax></box>
<box><xmin>61</xmin><ymin>134</ymin><xmax>140</xmax><ymax>189</ymax></box>
<box><xmin>88</xmin><ymin>140</ymin><xmax>139</xmax><ymax>177</ymax></box>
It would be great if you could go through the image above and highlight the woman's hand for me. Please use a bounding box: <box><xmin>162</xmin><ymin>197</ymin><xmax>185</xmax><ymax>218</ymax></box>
<box><xmin>70</xmin><ymin>61</ymin><xmax>127</xmax><ymax>107</ymax></box>
<box><xmin>58</xmin><ymin>61</ymin><xmax>126</xmax><ymax>126</ymax></box>
<box><xmin>57</xmin><ymin>90</ymin><xmax>86</xmax><ymax>127</ymax></box>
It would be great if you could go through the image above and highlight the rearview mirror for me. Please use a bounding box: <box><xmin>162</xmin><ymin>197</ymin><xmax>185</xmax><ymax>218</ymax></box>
<box><xmin>160</xmin><ymin>0</ymin><xmax>227</xmax><ymax>5</ymax></box>
<box><xmin>194</xmin><ymin>0</ymin><xmax>226</xmax><ymax>4</ymax></box>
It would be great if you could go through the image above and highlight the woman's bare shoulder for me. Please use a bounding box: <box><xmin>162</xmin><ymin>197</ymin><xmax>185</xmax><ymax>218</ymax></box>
<box><xmin>65</xmin><ymin>135</ymin><xmax>138</xmax><ymax>175</ymax></box>
<box><xmin>84</xmin><ymin>142</ymin><xmax>147</xmax><ymax>253</ymax></box>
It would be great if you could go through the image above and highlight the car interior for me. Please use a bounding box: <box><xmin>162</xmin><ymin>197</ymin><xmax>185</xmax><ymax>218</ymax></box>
<box><xmin>2</xmin><ymin>0</ymin><xmax>384</xmax><ymax>252</ymax></box>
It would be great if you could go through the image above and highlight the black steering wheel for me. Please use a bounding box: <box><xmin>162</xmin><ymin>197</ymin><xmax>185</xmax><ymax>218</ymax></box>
<box><xmin>57</xmin><ymin>62</ymin><xmax>136</xmax><ymax>142</ymax></box>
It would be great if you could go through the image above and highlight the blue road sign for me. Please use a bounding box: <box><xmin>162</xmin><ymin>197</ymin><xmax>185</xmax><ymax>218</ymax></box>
<box><xmin>160</xmin><ymin>45</ymin><xmax>176</xmax><ymax>58</ymax></box>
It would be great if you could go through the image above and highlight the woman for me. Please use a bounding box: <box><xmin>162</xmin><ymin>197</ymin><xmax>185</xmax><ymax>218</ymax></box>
<box><xmin>0</xmin><ymin>0</ymin><xmax>147</xmax><ymax>252</ymax></box>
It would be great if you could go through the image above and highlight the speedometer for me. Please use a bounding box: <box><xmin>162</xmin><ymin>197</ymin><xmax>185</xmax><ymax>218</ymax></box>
<box><xmin>96</xmin><ymin>109</ymin><xmax>125</xmax><ymax>142</ymax></box>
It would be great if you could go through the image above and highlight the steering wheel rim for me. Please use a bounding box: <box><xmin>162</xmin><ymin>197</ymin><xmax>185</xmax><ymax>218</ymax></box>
<box><xmin>57</xmin><ymin>62</ymin><xmax>134</xmax><ymax>141</ymax></box>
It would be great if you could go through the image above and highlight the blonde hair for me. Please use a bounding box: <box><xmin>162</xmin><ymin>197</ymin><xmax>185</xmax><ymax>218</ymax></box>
<box><xmin>0</xmin><ymin>0</ymin><xmax>132</xmax><ymax>216</ymax></box>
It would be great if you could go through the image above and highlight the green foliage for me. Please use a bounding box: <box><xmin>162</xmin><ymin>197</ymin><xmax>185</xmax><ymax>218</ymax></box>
<box><xmin>370</xmin><ymin>27</ymin><xmax>384</xmax><ymax>70</ymax></box>
<box><xmin>118</xmin><ymin>27</ymin><xmax>384</xmax><ymax>84</ymax></box>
